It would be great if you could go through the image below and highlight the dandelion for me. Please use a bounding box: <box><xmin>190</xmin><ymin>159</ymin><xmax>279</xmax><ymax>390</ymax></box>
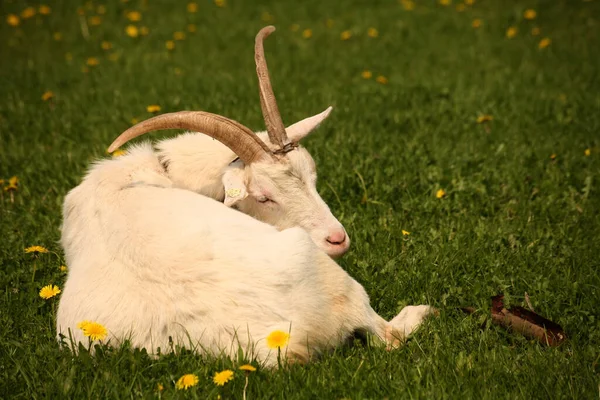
<box><xmin>147</xmin><ymin>105</ymin><xmax>161</xmax><ymax>113</ymax></box>
<box><xmin>81</xmin><ymin>321</ymin><xmax>108</xmax><ymax>341</ymax></box>
<box><xmin>361</xmin><ymin>70</ymin><xmax>372</xmax><ymax>79</ymax></box>
<box><xmin>439</xmin><ymin>0</ymin><xmax>451</xmax><ymax>6</ymax></box>
<box><xmin>550</xmin><ymin>153</ymin><xmax>557</xmax><ymax>160</ymax></box>
<box><xmin>240</xmin><ymin>365</ymin><xmax>255</xmax><ymax>400</ymax></box>
<box><xmin>402</xmin><ymin>230</ymin><xmax>410</xmax><ymax>236</ymax></box>
<box><xmin>125</xmin><ymin>25</ymin><xmax>139</xmax><ymax>37</ymax></box>
<box><xmin>524</xmin><ymin>9</ymin><xmax>537</xmax><ymax>20</ymax></box>
<box><xmin>176</xmin><ymin>374</ymin><xmax>199</xmax><ymax>390</ymax></box>
<box><xmin>60</xmin><ymin>265</ymin><xmax>68</xmax><ymax>272</ymax></box>
<box><xmin>112</xmin><ymin>149</ymin><xmax>127</xmax><ymax>158</ymax></box>
<box><xmin>436</xmin><ymin>189</ymin><xmax>446</xmax><ymax>199</ymax></box>
<box><xmin>86</xmin><ymin>57</ymin><xmax>99</xmax><ymax>67</ymax></box>
<box><xmin>213</xmin><ymin>370</ymin><xmax>234</xmax><ymax>386</ymax></box>
<box><xmin>39</xmin><ymin>5</ymin><xmax>52</xmax><ymax>15</ymax></box>
<box><xmin>77</xmin><ymin>320</ymin><xmax>91</xmax><ymax>330</ymax></box>
<box><xmin>166</xmin><ymin>40</ymin><xmax>175</xmax><ymax>50</ymax></box>
<box><xmin>477</xmin><ymin>114</ymin><xmax>493</xmax><ymax>123</ymax></box>
<box><xmin>25</xmin><ymin>245</ymin><xmax>49</xmax><ymax>254</ymax></box>
<box><xmin>266</xmin><ymin>330</ymin><xmax>290</xmax><ymax>349</ymax></box>
<box><xmin>456</xmin><ymin>4</ymin><xmax>466</xmax><ymax>12</ymax></box>
<box><xmin>101</xmin><ymin>41</ymin><xmax>112</xmax><ymax>50</ymax></box>
<box><xmin>131</xmin><ymin>117</ymin><xmax>139</xmax><ymax>124</ymax></box>
<box><xmin>401</xmin><ymin>0</ymin><xmax>415</xmax><ymax>11</ymax></box>
<box><xmin>187</xmin><ymin>3</ymin><xmax>198</xmax><ymax>13</ymax></box>
<box><xmin>261</xmin><ymin>11</ymin><xmax>274</xmax><ymax>22</ymax></box>
<box><xmin>214</xmin><ymin>0</ymin><xmax>226</xmax><ymax>7</ymax></box>
<box><xmin>290</xmin><ymin>24</ymin><xmax>299</xmax><ymax>32</ymax></box>
<box><xmin>472</xmin><ymin>19</ymin><xmax>482</xmax><ymax>29</ymax></box>
<box><xmin>53</xmin><ymin>32</ymin><xmax>62</xmax><ymax>41</ymax></box>
<box><xmin>21</xmin><ymin>7</ymin><xmax>36</xmax><ymax>19</ymax></box>
<box><xmin>585</xmin><ymin>148</ymin><xmax>591</xmax><ymax>156</ymax></box>
<box><xmin>157</xmin><ymin>383</ymin><xmax>164</xmax><ymax>392</ymax></box>
<box><xmin>376</xmin><ymin>75</ymin><xmax>388</xmax><ymax>85</ymax></box>
<box><xmin>140</xmin><ymin>26</ymin><xmax>149</xmax><ymax>36</ymax></box>
<box><xmin>126</xmin><ymin>11</ymin><xmax>142</xmax><ymax>21</ymax></box>
<box><xmin>367</xmin><ymin>27</ymin><xmax>379</xmax><ymax>38</ymax></box>
<box><xmin>538</xmin><ymin>37</ymin><xmax>551</xmax><ymax>49</ymax></box>
<box><xmin>97</xmin><ymin>5</ymin><xmax>107</xmax><ymax>15</ymax></box>
<box><xmin>88</xmin><ymin>16</ymin><xmax>102</xmax><ymax>26</ymax></box>
<box><xmin>7</xmin><ymin>14</ymin><xmax>20</xmax><ymax>27</ymax></box>
<box><xmin>187</xmin><ymin>24</ymin><xmax>196</xmax><ymax>33</ymax></box>
<box><xmin>340</xmin><ymin>30</ymin><xmax>352</xmax><ymax>40</ymax></box>
<box><xmin>39</xmin><ymin>285</ymin><xmax>61</xmax><ymax>300</ymax></box>
<box><xmin>239</xmin><ymin>364</ymin><xmax>256</xmax><ymax>372</ymax></box>
<box><xmin>506</xmin><ymin>26</ymin><xmax>517</xmax><ymax>39</ymax></box>
<box><xmin>42</xmin><ymin>91</ymin><xmax>54</xmax><ymax>101</ymax></box>
<box><xmin>531</xmin><ymin>27</ymin><xmax>540</xmax><ymax>36</ymax></box>
<box><xmin>173</xmin><ymin>31</ymin><xmax>186</xmax><ymax>40</ymax></box>
<box><xmin>302</xmin><ymin>29</ymin><xmax>312</xmax><ymax>39</ymax></box>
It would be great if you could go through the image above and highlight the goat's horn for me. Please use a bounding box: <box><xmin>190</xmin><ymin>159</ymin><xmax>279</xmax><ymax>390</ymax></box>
<box><xmin>255</xmin><ymin>26</ymin><xmax>288</xmax><ymax>148</ymax></box>
<box><xmin>107</xmin><ymin>111</ymin><xmax>273</xmax><ymax>165</ymax></box>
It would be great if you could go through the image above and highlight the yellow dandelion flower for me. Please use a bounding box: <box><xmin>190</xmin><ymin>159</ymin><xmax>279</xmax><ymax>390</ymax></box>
<box><xmin>456</xmin><ymin>3</ymin><xmax>465</xmax><ymax>11</ymax></box>
<box><xmin>21</xmin><ymin>7</ymin><xmax>36</xmax><ymax>19</ymax></box>
<box><xmin>112</xmin><ymin>149</ymin><xmax>127</xmax><ymax>158</ymax></box>
<box><xmin>81</xmin><ymin>321</ymin><xmax>107</xmax><ymax>341</ymax></box>
<box><xmin>77</xmin><ymin>320</ymin><xmax>91</xmax><ymax>330</ymax></box>
<box><xmin>550</xmin><ymin>153</ymin><xmax>557</xmax><ymax>160</ymax></box>
<box><xmin>8</xmin><ymin>176</ymin><xmax>18</xmax><ymax>187</ymax></box>
<box><xmin>436</xmin><ymin>189</ymin><xmax>446</xmax><ymax>199</ymax></box>
<box><xmin>239</xmin><ymin>364</ymin><xmax>257</xmax><ymax>372</ymax></box>
<box><xmin>97</xmin><ymin>5</ymin><xmax>107</xmax><ymax>15</ymax></box>
<box><xmin>361</xmin><ymin>70</ymin><xmax>372</xmax><ymax>79</ymax></box>
<box><xmin>214</xmin><ymin>0</ymin><xmax>226</xmax><ymax>7</ymax></box>
<box><xmin>7</xmin><ymin>14</ymin><xmax>20</xmax><ymax>27</ymax></box>
<box><xmin>476</xmin><ymin>114</ymin><xmax>493</xmax><ymax>123</ymax></box>
<box><xmin>584</xmin><ymin>148</ymin><xmax>591</xmax><ymax>156</ymax></box>
<box><xmin>524</xmin><ymin>9</ymin><xmax>537</xmax><ymax>20</ymax></box>
<box><xmin>176</xmin><ymin>374</ymin><xmax>199</xmax><ymax>390</ymax></box>
<box><xmin>340</xmin><ymin>30</ymin><xmax>352</xmax><ymax>40</ymax></box>
<box><xmin>86</xmin><ymin>57</ymin><xmax>99</xmax><ymax>67</ymax></box>
<box><xmin>213</xmin><ymin>370</ymin><xmax>234</xmax><ymax>386</ymax></box>
<box><xmin>53</xmin><ymin>32</ymin><xmax>62</xmax><ymax>41</ymax></box>
<box><xmin>290</xmin><ymin>23</ymin><xmax>300</xmax><ymax>32</ymax></box>
<box><xmin>39</xmin><ymin>285</ymin><xmax>61</xmax><ymax>300</ymax></box>
<box><xmin>125</xmin><ymin>25</ymin><xmax>139</xmax><ymax>37</ymax></box>
<box><xmin>187</xmin><ymin>2</ymin><xmax>198</xmax><ymax>13</ymax></box>
<box><xmin>464</xmin><ymin>0</ymin><xmax>475</xmax><ymax>4</ymax></box>
<box><xmin>4</xmin><ymin>183</ymin><xmax>18</xmax><ymax>192</ymax></box>
<box><xmin>402</xmin><ymin>230</ymin><xmax>410</xmax><ymax>236</ymax></box>
<box><xmin>101</xmin><ymin>41</ymin><xmax>112</xmax><ymax>50</ymax></box>
<box><xmin>165</xmin><ymin>40</ymin><xmax>175</xmax><ymax>50</ymax></box>
<box><xmin>140</xmin><ymin>26</ymin><xmax>149</xmax><ymax>36</ymax></box>
<box><xmin>506</xmin><ymin>26</ymin><xmax>517</xmax><ymax>39</ymax></box>
<box><xmin>302</xmin><ymin>29</ymin><xmax>312</xmax><ymax>39</ymax></box>
<box><xmin>41</xmin><ymin>91</ymin><xmax>54</xmax><ymax>101</ymax></box>
<box><xmin>88</xmin><ymin>16</ymin><xmax>102</xmax><ymax>26</ymax></box>
<box><xmin>531</xmin><ymin>27</ymin><xmax>540</xmax><ymax>36</ymax></box>
<box><xmin>126</xmin><ymin>11</ymin><xmax>142</xmax><ymax>22</ymax></box>
<box><xmin>131</xmin><ymin>117</ymin><xmax>139</xmax><ymax>124</ymax></box>
<box><xmin>325</xmin><ymin>18</ymin><xmax>334</xmax><ymax>28</ymax></box>
<box><xmin>538</xmin><ymin>37</ymin><xmax>551</xmax><ymax>49</ymax></box>
<box><xmin>376</xmin><ymin>75</ymin><xmax>388</xmax><ymax>84</ymax></box>
<box><xmin>187</xmin><ymin>24</ymin><xmax>196</xmax><ymax>33</ymax></box>
<box><xmin>25</xmin><ymin>246</ymin><xmax>49</xmax><ymax>254</ymax></box>
<box><xmin>157</xmin><ymin>383</ymin><xmax>164</xmax><ymax>392</ymax></box>
<box><xmin>266</xmin><ymin>330</ymin><xmax>290</xmax><ymax>349</ymax></box>
<box><xmin>60</xmin><ymin>265</ymin><xmax>68</xmax><ymax>272</ymax></box>
<box><xmin>367</xmin><ymin>27</ymin><xmax>379</xmax><ymax>38</ymax></box>
<box><xmin>147</xmin><ymin>105</ymin><xmax>161</xmax><ymax>113</ymax></box>
<box><xmin>39</xmin><ymin>5</ymin><xmax>52</xmax><ymax>15</ymax></box>
<box><xmin>438</xmin><ymin>0</ymin><xmax>451</xmax><ymax>6</ymax></box>
<box><xmin>262</xmin><ymin>11</ymin><xmax>274</xmax><ymax>23</ymax></box>
<box><xmin>401</xmin><ymin>0</ymin><xmax>415</xmax><ymax>11</ymax></box>
<box><xmin>472</xmin><ymin>19</ymin><xmax>482</xmax><ymax>29</ymax></box>
<box><xmin>173</xmin><ymin>31</ymin><xmax>186</xmax><ymax>40</ymax></box>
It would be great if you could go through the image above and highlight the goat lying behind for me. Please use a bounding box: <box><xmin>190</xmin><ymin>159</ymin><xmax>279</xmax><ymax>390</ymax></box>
<box><xmin>57</xmin><ymin>145</ymin><xmax>435</xmax><ymax>365</ymax></box>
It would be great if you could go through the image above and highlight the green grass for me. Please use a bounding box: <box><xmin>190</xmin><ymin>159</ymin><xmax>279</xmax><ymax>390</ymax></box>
<box><xmin>1</xmin><ymin>0</ymin><xmax>599</xmax><ymax>398</ymax></box>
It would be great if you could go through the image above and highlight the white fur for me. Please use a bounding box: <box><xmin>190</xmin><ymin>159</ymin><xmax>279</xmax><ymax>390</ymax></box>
<box><xmin>57</xmin><ymin>144</ymin><xmax>435</xmax><ymax>365</ymax></box>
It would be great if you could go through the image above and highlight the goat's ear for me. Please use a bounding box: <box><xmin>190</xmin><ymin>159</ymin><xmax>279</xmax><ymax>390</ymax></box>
<box><xmin>285</xmin><ymin>106</ymin><xmax>333</xmax><ymax>142</ymax></box>
<box><xmin>222</xmin><ymin>163</ymin><xmax>248</xmax><ymax>207</ymax></box>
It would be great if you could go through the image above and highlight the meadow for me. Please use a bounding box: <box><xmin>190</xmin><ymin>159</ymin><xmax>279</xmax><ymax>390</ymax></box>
<box><xmin>1</xmin><ymin>0</ymin><xmax>599</xmax><ymax>398</ymax></box>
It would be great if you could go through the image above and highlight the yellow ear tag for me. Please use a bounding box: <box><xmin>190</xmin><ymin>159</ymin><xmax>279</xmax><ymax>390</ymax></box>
<box><xmin>226</xmin><ymin>188</ymin><xmax>241</xmax><ymax>198</ymax></box>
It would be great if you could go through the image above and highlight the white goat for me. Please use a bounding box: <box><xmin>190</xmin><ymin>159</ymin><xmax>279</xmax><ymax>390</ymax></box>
<box><xmin>56</xmin><ymin>26</ymin><xmax>435</xmax><ymax>365</ymax></box>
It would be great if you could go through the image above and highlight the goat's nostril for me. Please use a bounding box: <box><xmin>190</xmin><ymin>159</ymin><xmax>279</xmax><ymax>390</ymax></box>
<box><xmin>326</xmin><ymin>231</ymin><xmax>346</xmax><ymax>245</ymax></box>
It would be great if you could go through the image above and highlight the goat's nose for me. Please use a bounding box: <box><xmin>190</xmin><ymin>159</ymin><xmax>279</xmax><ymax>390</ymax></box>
<box><xmin>326</xmin><ymin>230</ymin><xmax>347</xmax><ymax>245</ymax></box>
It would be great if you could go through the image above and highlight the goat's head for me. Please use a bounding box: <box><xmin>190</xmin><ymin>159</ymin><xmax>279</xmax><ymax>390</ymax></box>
<box><xmin>107</xmin><ymin>26</ymin><xmax>349</xmax><ymax>257</ymax></box>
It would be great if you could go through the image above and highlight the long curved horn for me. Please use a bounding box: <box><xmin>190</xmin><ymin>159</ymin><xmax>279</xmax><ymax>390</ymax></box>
<box><xmin>255</xmin><ymin>26</ymin><xmax>287</xmax><ymax>148</ymax></box>
<box><xmin>107</xmin><ymin>111</ymin><xmax>273</xmax><ymax>165</ymax></box>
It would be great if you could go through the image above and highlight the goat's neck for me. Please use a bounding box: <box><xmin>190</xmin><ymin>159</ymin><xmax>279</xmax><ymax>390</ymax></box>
<box><xmin>154</xmin><ymin>132</ymin><xmax>236</xmax><ymax>200</ymax></box>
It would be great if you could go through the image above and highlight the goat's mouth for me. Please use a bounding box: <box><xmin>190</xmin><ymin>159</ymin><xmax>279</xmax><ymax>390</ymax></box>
<box><xmin>322</xmin><ymin>234</ymin><xmax>350</xmax><ymax>258</ymax></box>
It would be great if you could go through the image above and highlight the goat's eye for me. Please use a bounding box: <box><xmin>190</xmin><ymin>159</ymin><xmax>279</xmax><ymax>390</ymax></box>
<box><xmin>257</xmin><ymin>196</ymin><xmax>270</xmax><ymax>203</ymax></box>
